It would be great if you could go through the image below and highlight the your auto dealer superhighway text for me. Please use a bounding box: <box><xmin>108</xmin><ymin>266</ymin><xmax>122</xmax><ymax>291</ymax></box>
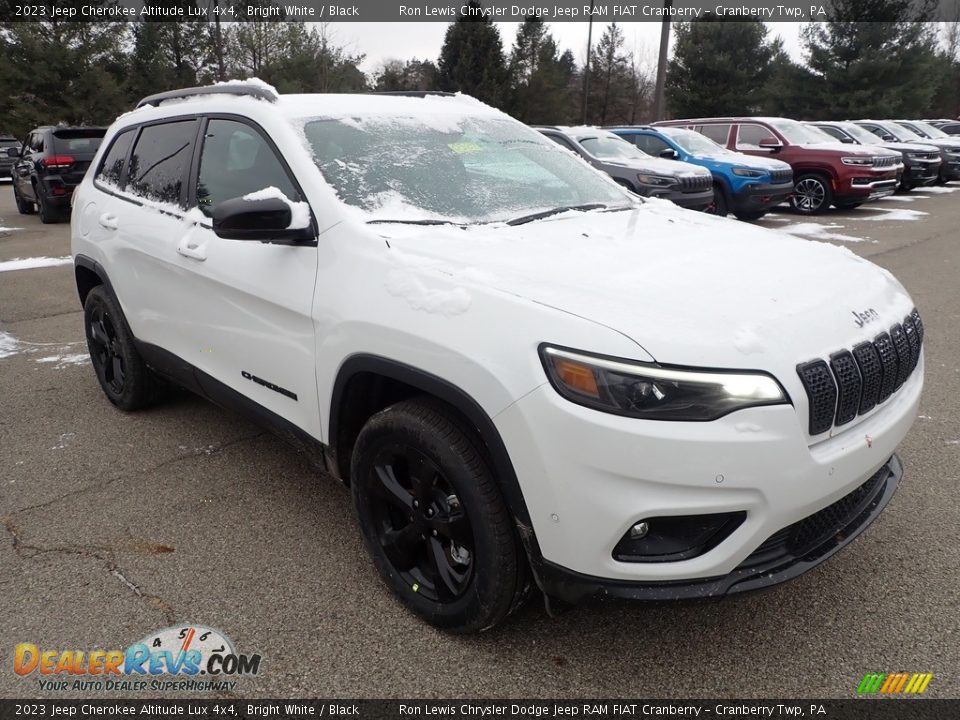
<box><xmin>398</xmin><ymin>705</ymin><xmax>818</xmax><ymax>717</ymax></box>
<box><xmin>398</xmin><ymin>5</ymin><xmax>826</xmax><ymax>19</ymax></box>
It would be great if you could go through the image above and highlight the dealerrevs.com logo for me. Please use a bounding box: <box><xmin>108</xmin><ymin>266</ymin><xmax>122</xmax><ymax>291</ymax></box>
<box><xmin>14</xmin><ymin>625</ymin><xmax>262</xmax><ymax>693</ymax></box>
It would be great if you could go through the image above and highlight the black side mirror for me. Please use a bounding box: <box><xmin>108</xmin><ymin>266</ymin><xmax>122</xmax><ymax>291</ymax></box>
<box><xmin>758</xmin><ymin>138</ymin><xmax>783</xmax><ymax>151</ymax></box>
<box><xmin>6</xmin><ymin>147</ymin><xmax>18</xmax><ymax>158</ymax></box>
<box><xmin>211</xmin><ymin>196</ymin><xmax>314</xmax><ymax>244</ymax></box>
<box><xmin>659</xmin><ymin>148</ymin><xmax>679</xmax><ymax>160</ymax></box>
<box><xmin>839</xmin><ymin>136</ymin><xmax>854</xmax><ymax>143</ymax></box>
<box><xmin>881</xmin><ymin>134</ymin><xmax>896</xmax><ymax>142</ymax></box>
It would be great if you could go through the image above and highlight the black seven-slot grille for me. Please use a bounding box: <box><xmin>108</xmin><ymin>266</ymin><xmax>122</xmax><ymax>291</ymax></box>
<box><xmin>769</xmin><ymin>167</ymin><xmax>793</xmax><ymax>184</ymax></box>
<box><xmin>796</xmin><ymin>309</ymin><xmax>923</xmax><ymax>435</ymax></box>
<box><xmin>678</xmin><ymin>174</ymin><xmax>712</xmax><ymax>193</ymax></box>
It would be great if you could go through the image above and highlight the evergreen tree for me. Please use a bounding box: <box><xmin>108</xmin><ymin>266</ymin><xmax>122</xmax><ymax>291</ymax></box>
<box><xmin>437</xmin><ymin>1</ymin><xmax>507</xmax><ymax>106</ymax></box>
<box><xmin>506</xmin><ymin>17</ymin><xmax>575</xmax><ymax>123</ymax></box>
<box><xmin>375</xmin><ymin>59</ymin><xmax>440</xmax><ymax>92</ymax></box>
<box><xmin>666</xmin><ymin>17</ymin><xmax>775</xmax><ymax>118</ymax></box>
<box><xmin>585</xmin><ymin>23</ymin><xmax>633</xmax><ymax>125</ymax></box>
<box><xmin>761</xmin><ymin>37</ymin><xmax>822</xmax><ymax>118</ymax></box>
<box><xmin>802</xmin><ymin>0</ymin><xmax>940</xmax><ymax>117</ymax></box>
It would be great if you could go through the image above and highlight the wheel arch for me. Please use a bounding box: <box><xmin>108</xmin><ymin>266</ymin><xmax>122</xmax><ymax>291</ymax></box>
<box><xmin>328</xmin><ymin>354</ymin><xmax>540</xmax><ymax>560</ymax></box>
<box><xmin>74</xmin><ymin>254</ymin><xmax>117</xmax><ymax>308</ymax></box>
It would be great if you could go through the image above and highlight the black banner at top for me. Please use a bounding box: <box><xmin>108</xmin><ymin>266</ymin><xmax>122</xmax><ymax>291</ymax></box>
<box><xmin>0</xmin><ymin>0</ymin><xmax>956</xmax><ymax>23</ymax></box>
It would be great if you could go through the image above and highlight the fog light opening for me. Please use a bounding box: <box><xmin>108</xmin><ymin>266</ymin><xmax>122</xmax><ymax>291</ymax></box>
<box><xmin>629</xmin><ymin>521</ymin><xmax>650</xmax><ymax>540</ymax></box>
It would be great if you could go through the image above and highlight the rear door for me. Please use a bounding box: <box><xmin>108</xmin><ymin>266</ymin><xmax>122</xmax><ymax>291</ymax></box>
<box><xmin>13</xmin><ymin>132</ymin><xmax>42</xmax><ymax>201</ymax></box>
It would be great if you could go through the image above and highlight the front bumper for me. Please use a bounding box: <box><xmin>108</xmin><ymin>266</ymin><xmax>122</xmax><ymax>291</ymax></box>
<box><xmin>903</xmin><ymin>159</ymin><xmax>941</xmax><ymax>186</ymax></box>
<box><xmin>941</xmin><ymin>157</ymin><xmax>960</xmax><ymax>180</ymax></box>
<box><xmin>837</xmin><ymin>174</ymin><xmax>899</xmax><ymax>202</ymax></box>
<box><xmin>731</xmin><ymin>181</ymin><xmax>794</xmax><ymax>212</ymax></box>
<box><xmin>495</xmin><ymin>366</ymin><xmax>921</xmax><ymax>597</ymax></box>
<box><xmin>535</xmin><ymin>456</ymin><xmax>901</xmax><ymax>603</ymax></box>
<box><xmin>657</xmin><ymin>186</ymin><xmax>713</xmax><ymax>210</ymax></box>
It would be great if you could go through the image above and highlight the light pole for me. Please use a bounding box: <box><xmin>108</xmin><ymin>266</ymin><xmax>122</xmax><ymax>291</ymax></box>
<box><xmin>581</xmin><ymin>0</ymin><xmax>595</xmax><ymax>124</ymax></box>
<box><xmin>653</xmin><ymin>0</ymin><xmax>672</xmax><ymax>121</ymax></box>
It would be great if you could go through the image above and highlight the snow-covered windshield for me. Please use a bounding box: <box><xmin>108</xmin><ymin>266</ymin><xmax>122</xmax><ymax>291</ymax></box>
<box><xmin>660</xmin><ymin>127</ymin><xmax>730</xmax><ymax>155</ymax></box>
<box><xmin>879</xmin><ymin>121</ymin><xmax>920</xmax><ymax>141</ymax></box>
<box><xmin>907</xmin><ymin>120</ymin><xmax>948</xmax><ymax>139</ymax></box>
<box><xmin>300</xmin><ymin>115</ymin><xmax>630</xmax><ymax>224</ymax></box>
<box><xmin>835</xmin><ymin>122</ymin><xmax>883</xmax><ymax>145</ymax></box>
<box><xmin>801</xmin><ymin>124</ymin><xmax>839</xmax><ymax>144</ymax></box>
<box><xmin>769</xmin><ymin>119</ymin><xmax>826</xmax><ymax>145</ymax></box>
<box><xmin>578</xmin><ymin>133</ymin><xmax>650</xmax><ymax>161</ymax></box>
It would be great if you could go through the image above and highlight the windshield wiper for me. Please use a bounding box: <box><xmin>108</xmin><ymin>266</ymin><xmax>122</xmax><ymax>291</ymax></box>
<box><xmin>505</xmin><ymin>203</ymin><xmax>609</xmax><ymax>226</ymax></box>
<box><xmin>367</xmin><ymin>219</ymin><xmax>462</xmax><ymax>226</ymax></box>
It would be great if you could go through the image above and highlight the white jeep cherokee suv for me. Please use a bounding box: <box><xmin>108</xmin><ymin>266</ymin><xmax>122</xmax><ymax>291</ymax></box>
<box><xmin>72</xmin><ymin>83</ymin><xmax>924</xmax><ymax>632</ymax></box>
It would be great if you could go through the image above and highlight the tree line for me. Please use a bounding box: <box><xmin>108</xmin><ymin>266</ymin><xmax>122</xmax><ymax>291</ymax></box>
<box><xmin>2</xmin><ymin>0</ymin><xmax>959</xmax><ymax>141</ymax></box>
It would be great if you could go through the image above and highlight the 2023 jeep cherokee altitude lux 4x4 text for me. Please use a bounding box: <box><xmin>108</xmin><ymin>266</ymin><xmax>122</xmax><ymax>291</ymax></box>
<box><xmin>72</xmin><ymin>84</ymin><xmax>924</xmax><ymax>632</ymax></box>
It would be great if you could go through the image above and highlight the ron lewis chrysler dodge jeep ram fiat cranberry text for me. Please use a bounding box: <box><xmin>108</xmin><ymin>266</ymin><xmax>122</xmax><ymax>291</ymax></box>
<box><xmin>71</xmin><ymin>84</ymin><xmax>923</xmax><ymax>632</ymax></box>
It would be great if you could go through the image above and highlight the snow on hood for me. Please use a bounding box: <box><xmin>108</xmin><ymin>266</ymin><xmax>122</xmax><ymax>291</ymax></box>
<box><xmin>605</xmin><ymin>155</ymin><xmax>710</xmax><ymax>177</ymax></box>
<box><xmin>377</xmin><ymin>200</ymin><xmax>914</xmax><ymax>375</ymax></box>
<box><xmin>881</xmin><ymin>142</ymin><xmax>940</xmax><ymax>153</ymax></box>
<box><xmin>799</xmin><ymin>142</ymin><xmax>901</xmax><ymax>157</ymax></box>
<box><xmin>690</xmin><ymin>151</ymin><xmax>790</xmax><ymax>171</ymax></box>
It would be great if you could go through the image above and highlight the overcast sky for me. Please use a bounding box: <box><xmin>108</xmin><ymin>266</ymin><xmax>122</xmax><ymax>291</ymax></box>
<box><xmin>324</xmin><ymin>22</ymin><xmax>806</xmax><ymax>75</ymax></box>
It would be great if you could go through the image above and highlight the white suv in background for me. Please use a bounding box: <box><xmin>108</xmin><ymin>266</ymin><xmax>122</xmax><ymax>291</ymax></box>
<box><xmin>72</xmin><ymin>83</ymin><xmax>923</xmax><ymax>632</ymax></box>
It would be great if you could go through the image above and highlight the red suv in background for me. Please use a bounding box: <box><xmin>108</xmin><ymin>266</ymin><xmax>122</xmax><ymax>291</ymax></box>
<box><xmin>654</xmin><ymin>117</ymin><xmax>902</xmax><ymax>214</ymax></box>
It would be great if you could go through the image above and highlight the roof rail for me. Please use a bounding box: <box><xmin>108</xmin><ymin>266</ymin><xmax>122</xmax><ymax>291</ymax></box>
<box><xmin>136</xmin><ymin>84</ymin><xmax>278</xmax><ymax>109</ymax></box>
<box><xmin>369</xmin><ymin>91</ymin><xmax>457</xmax><ymax>98</ymax></box>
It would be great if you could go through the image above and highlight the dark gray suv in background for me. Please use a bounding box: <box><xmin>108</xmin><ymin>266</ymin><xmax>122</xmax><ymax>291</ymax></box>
<box><xmin>0</xmin><ymin>136</ymin><xmax>20</xmax><ymax>180</ymax></box>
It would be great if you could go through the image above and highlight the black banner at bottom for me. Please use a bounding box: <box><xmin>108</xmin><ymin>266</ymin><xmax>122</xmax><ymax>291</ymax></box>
<box><xmin>1</xmin><ymin>700</ymin><xmax>957</xmax><ymax>720</ymax></box>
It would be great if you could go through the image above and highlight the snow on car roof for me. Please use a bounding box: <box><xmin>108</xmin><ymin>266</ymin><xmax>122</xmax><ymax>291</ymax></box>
<box><xmin>277</xmin><ymin>92</ymin><xmax>500</xmax><ymax>120</ymax></box>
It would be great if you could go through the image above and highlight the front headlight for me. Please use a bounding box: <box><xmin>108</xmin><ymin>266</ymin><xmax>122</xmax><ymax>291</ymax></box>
<box><xmin>540</xmin><ymin>346</ymin><xmax>789</xmax><ymax>421</ymax></box>
<box><xmin>637</xmin><ymin>173</ymin><xmax>677</xmax><ymax>187</ymax></box>
<box><xmin>841</xmin><ymin>156</ymin><xmax>874</xmax><ymax>166</ymax></box>
<box><xmin>731</xmin><ymin>167</ymin><xmax>765</xmax><ymax>177</ymax></box>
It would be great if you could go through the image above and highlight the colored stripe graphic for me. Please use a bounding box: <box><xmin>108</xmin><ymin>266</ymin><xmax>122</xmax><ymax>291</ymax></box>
<box><xmin>858</xmin><ymin>672</ymin><xmax>933</xmax><ymax>694</ymax></box>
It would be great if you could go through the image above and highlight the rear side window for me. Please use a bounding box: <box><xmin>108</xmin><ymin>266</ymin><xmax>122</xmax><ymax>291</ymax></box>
<box><xmin>126</xmin><ymin>120</ymin><xmax>197</xmax><ymax>205</ymax></box>
<box><xmin>544</xmin><ymin>134</ymin><xmax>578</xmax><ymax>152</ymax></box>
<box><xmin>96</xmin><ymin>129</ymin><xmax>136</xmax><ymax>186</ymax></box>
<box><xmin>195</xmin><ymin>119</ymin><xmax>299</xmax><ymax>215</ymax></box>
<box><xmin>698</xmin><ymin>124</ymin><xmax>731</xmax><ymax>145</ymax></box>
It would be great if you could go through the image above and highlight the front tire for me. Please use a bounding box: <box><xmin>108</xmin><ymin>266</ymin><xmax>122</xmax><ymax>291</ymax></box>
<box><xmin>734</xmin><ymin>210</ymin><xmax>766</xmax><ymax>221</ymax></box>
<box><xmin>707</xmin><ymin>184</ymin><xmax>729</xmax><ymax>217</ymax></box>
<box><xmin>790</xmin><ymin>174</ymin><xmax>832</xmax><ymax>215</ymax></box>
<box><xmin>351</xmin><ymin>398</ymin><xmax>527</xmax><ymax>632</ymax></box>
<box><xmin>834</xmin><ymin>202</ymin><xmax>863</xmax><ymax>210</ymax></box>
<box><xmin>37</xmin><ymin>190</ymin><xmax>61</xmax><ymax>224</ymax></box>
<box><xmin>83</xmin><ymin>286</ymin><xmax>163</xmax><ymax>411</ymax></box>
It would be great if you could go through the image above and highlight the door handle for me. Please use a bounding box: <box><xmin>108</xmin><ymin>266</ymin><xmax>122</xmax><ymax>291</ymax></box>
<box><xmin>177</xmin><ymin>238</ymin><xmax>206</xmax><ymax>261</ymax></box>
<box><xmin>98</xmin><ymin>213</ymin><xmax>118</xmax><ymax>230</ymax></box>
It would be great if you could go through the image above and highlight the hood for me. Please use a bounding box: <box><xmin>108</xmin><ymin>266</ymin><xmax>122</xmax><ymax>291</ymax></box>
<box><xmin>377</xmin><ymin>201</ymin><xmax>914</xmax><ymax>379</ymax></box>
<box><xmin>604</xmin><ymin>155</ymin><xmax>710</xmax><ymax>177</ymax></box>
<box><xmin>798</xmin><ymin>142</ymin><xmax>900</xmax><ymax>157</ymax></box>
<box><xmin>881</xmin><ymin>142</ymin><xmax>939</xmax><ymax>153</ymax></box>
<box><xmin>690</xmin><ymin>150</ymin><xmax>791</xmax><ymax>172</ymax></box>
<box><xmin>916</xmin><ymin>137</ymin><xmax>960</xmax><ymax>151</ymax></box>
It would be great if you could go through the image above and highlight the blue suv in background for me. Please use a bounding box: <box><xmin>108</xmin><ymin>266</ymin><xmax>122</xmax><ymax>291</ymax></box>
<box><xmin>609</xmin><ymin>126</ymin><xmax>794</xmax><ymax>220</ymax></box>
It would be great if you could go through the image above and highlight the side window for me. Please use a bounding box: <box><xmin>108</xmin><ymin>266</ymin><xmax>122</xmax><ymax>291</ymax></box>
<box><xmin>195</xmin><ymin>118</ymin><xmax>300</xmax><ymax>215</ymax></box>
<box><xmin>736</xmin><ymin>124</ymin><xmax>773</xmax><ymax>150</ymax></box>
<box><xmin>635</xmin><ymin>134</ymin><xmax>671</xmax><ymax>156</ymax></box>
<box><xmin>698</xmin><ymin>124</ymin><xmax>731</xmax><ymax>146</ymax></box>
<box><xmin>818</xmin><ymin>126</ymin><xmax>844</xmax><ymax>141</ymax></box>
<box><xmin>96</xmin><ymin>129</ymin><xmax>136</xmax><ymax>187</ymax></box>
<box><xmin>544</xmin><ymin>133</ymin><xmax>578</xmax><ymax>153</ymax></box>
<box><xmin>126</xmin><ymin>120</ymin><xmax>197</xmax><ymax>205</ymax></box>
<box><xmin>29</xmin><ymin>133</ymin><xmax>44</xmax><ymax>153</ymax></box>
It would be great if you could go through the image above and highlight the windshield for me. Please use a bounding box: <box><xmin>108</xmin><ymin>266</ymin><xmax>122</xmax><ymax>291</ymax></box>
<box><xmin>300</xmin><ymin>115</ymin><xmax>630</xmax><ymax>224</ymax></box>
<box><xmin>578</xmin><ymin>133</ymin><xmax>649</xmax><ymax>161</ymax></box>
<box><xmin>660</xmin><ymin>127</ymin><xmax>730</xmax><ymax>155</ymax></box>
<box><xmin>880</xmin><ymin>121</ymin><xmax>921</xmax><ymax>141</ymax></box>
<box><xmin>835</xmin><ymin>122</ymin><xmax>883</xmax><ymax>145</ymax></box>
<box><xmin>800</xmin><ymin>124</ymin><xmax>839</xmax><ymax>144</ymax></box>
<box><xmin>908</xmin><ymin>120</ymin><xmax>948</xmax><ymax>139</ymax></box>
<box><xmin>0</xmin><ymin>139</ymin><xmax>18</xmax><ymax>149</ymax></box>
<box><xmin>767</xmin><ymin>119</ymin><xmax>824</xmax><ymax>145</ymax></box>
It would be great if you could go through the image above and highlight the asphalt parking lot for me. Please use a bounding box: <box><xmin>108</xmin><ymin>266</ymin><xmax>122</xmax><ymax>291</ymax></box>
<box><xmin>1</xmin><ymin>184</ymin><xmax>958</xmax><ymax>700</ymax></box>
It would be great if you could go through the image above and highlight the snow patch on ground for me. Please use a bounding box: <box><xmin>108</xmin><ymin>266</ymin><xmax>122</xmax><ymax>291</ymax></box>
<box><xmin>861</xmin><ymin>207</ymin><xmax>928</xmax><ymax>222</ymax></box>
<box><xmin>0</xmin><ymin>225</ymin><xmax>22</xmax><ymax>232</ymax></box>
<box><xmin>35</xmin><ymin>353</ymin><xmax>90</xmax><ymax>369</ymax></box>
<box><xmin>777</xmin><ymin>222</ymin><xmax>868</xmax><ymax>243</ymax></box>
<box><xmin>0</xmin><ymin>256</ymin><xmax>72</xmax><ymax>272</ymax></box>
<box><xmin>879</xmin><ymin>195</ymin><xmax>926</xmax><ymax>202</ymax></box>
<box><xmin>0</xmin><ymin>331</ymin><xmax>18</xmax><ymax>359</ymax></box>
<box><xmin>242</xmin><ymin>186</ymin><xmax>312</xmax><ymax>229</ymax></box>
<box><xmin>919</xmin><ymin>185</ymin><xmax>960</xmax><ymax>194</ymax></box>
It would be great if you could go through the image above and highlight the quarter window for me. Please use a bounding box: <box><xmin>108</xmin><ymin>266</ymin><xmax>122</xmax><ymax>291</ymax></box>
<box><xmin>96</xmin><ymin>129</ymin><xmax>136</xmax><ymax>186</ymax></box>
<box><xmin>195</xmin><ymin>119</ymin><xmax>300</xmax><ymax>215</ymax></box>
<box><xmin>126</xmin><ymin>120</ymin><xmax>198</xmax><ymax>205</ymax></box>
